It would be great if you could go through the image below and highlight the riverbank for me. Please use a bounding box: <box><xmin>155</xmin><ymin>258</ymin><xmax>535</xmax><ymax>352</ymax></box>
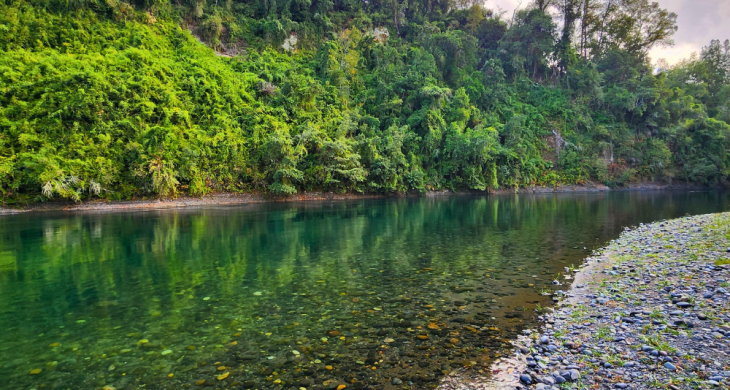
<box><xmin>482</xmin><ymin>213</ymin><xmax>730</xmax><ymax>389</ymax></box>
<box><xmin>0</xmin><ymin>182</ymin><xmax>713</xmax><ymax>214</ymax></box>
<box><xmin>0</xmin><ymin>192</ymin><xmax>393</xmax><ymax>214</ymax></box>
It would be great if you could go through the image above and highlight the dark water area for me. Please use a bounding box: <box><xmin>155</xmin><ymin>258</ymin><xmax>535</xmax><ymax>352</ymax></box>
<box><xmin>0</xmin><ymin>191</ymin><xmax>728</xmax><ymax>390</ymax></box>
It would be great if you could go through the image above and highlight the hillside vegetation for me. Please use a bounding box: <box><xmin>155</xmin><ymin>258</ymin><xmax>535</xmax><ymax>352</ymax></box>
<box><xmin>0</xmin><ymin>0</ymin><xmax>729</xmax><ymax>202</ymax></box>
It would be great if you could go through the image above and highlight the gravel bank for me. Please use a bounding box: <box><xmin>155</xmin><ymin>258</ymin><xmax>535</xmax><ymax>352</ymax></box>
<box><xmin>483</xmin><ymin>212</ymin><xmax>730</xmax><ymax>390</ymax></box>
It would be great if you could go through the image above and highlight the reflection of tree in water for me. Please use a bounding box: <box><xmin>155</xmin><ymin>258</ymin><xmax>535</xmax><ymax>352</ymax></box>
<box><xmin>0</xmin><ymin>191</ymin><xmax>727</xmax><ymax>388</ymax></box>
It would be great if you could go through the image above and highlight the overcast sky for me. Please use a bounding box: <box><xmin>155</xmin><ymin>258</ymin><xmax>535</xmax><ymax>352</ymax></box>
<box><xmin>485</xmin><ymin>0</ymin><xmax>730</xmax><ymax>65</ymax></box>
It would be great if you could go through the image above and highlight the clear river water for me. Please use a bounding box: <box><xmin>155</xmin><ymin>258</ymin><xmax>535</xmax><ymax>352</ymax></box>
<box><xmin>0</xmin><ymin>191</ymin><xmax>728</xmax><ymax>390</ymax></box>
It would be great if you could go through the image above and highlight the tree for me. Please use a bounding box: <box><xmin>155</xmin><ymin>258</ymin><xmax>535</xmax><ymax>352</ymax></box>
<box><xmin>578</xmin><ymin>0</ymin><xmax>602</xmax><ymax>58</ymax></box>
<box><xmin>556</xmin><ymin>0</ymin><xmax>582</xmax><ymax>71</ymax></box>
<box><xmin>595</xmin><ymin>0</ymin><xmax>677</xmax><ymax>55</ymax></box>
<box><xmin>533</xmin><ymin>0</ymin><xmax>557</xmax><ymax>12</ymax></box>
<box><xmin>700</xmin><ymin>39</ymin><xmax>730</xmax><ymax>119</ymax></box>
<box><xmin>500</xmin><ymin>9</ymin><xmax>557</xmax><ymax>79</ymax></box>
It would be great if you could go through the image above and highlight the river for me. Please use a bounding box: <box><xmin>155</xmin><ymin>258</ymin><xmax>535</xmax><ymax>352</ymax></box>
<box><xmin>0</xmin><ymin>191</ymin><xmax>727</xmax><ymax>390</ymax></box>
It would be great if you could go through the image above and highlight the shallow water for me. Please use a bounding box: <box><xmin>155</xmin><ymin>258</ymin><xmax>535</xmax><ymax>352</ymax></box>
<box><xmin>0</xmin><ymin>191</ymin><xmax>727</xmax><ymax>390</ymax></box>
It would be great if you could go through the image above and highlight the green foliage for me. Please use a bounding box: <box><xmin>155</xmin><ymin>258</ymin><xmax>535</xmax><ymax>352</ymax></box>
<box><xmin>0</xmin><ymin>0</ymin><xmax>727</xmax><ymax>202</ymax></box>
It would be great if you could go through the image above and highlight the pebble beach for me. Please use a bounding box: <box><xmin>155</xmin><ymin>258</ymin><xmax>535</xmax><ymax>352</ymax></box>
<box><xmin>488</xmin><ymin>212</ymin><xmax>730</xmax><ymax>389</ymax></box>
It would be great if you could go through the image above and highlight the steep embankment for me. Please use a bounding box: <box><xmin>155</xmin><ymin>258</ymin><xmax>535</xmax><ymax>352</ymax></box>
<box><xmin>0</xmin><ymin>4</ymin><xmax>295</xmax><ymax>200</ymax></box>
<box><xmin>2</xmin><ymin>0</ymin><xmax>729</xmax><ymax>204</ymax></box>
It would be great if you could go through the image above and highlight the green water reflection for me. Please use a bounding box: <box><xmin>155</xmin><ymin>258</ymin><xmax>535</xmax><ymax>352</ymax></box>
<box><xmin>0</xmin><ymin>192</ymin><xmax>727</xmax><ymax>390</ymax></box>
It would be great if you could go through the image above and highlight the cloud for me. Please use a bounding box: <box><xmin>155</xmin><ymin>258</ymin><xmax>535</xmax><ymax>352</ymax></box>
<box><xmin>486</xmin><ymin>0</ymin><xmax>526</xmax><ymax>19</ymax></box>
<box><xmin>483</xmin><ymin>0</ymin><xmax>729</xmax><ymax>65</ymax></box>
<box><xmin>649</xmin><ymin>43</ymin><xmax>698</xmax><ymax>66</ymax></box>
<box><xmin>650</xmin><ymin>0</ymin><xmax>730</xmax><ymax>64</ymax></box>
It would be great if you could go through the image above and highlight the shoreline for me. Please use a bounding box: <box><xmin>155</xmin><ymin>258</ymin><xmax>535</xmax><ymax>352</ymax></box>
<box><xmin>480</xmin><ymin>213</ymin><xmax>730</xmax><ymax>389</ymax></box>
<box><xmin>0</xmin><ymin>183</ymin><xmax>715</xmax><ymax>214</ymax></box>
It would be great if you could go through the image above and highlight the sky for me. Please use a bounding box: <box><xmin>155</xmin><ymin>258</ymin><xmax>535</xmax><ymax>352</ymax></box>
<box><xmin>485</xmin><ymin>0</ymin><xmax>730</xmax><ymax>65</ymax></box>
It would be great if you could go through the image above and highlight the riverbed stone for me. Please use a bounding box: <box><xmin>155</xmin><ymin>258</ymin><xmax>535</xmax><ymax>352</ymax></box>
<box><xmin>487</xmin><ymin>213</ymin><xmax>730</xmax><ymax>389</ymax></box>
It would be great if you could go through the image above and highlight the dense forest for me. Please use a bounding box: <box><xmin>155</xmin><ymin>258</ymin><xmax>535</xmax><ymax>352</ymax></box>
<box><xmin>0</xmin><ymin>0</ymin><xmax>728</xmax><ymax>201</ymax></box>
